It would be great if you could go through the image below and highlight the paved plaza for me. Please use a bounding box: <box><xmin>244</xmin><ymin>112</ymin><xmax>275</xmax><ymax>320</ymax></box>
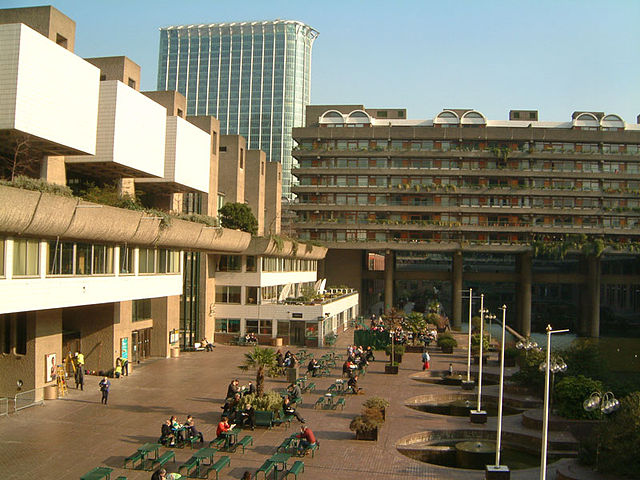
<box><xmin>0</xmin><ymin>329</ymin><xmax>580</xmax><ymax>480</ymax></box>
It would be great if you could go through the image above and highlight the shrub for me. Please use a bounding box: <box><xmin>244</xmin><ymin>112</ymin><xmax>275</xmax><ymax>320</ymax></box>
<box><xmin>0</xmin><ymin>175</ymin><xmax>73</xmax><ymax>197</ymax></box>
<box><xmin>437</xmin><ymin>334</ymin><xmax>458</xmax><ymax>348</ymax></box>
<box><xmin>363</xmin><ymin>397</ymin><xmax>390</xmax><ymax>411</ymax></box>
<box><xmin>471</xmin><ymin>315</ymin><xmax>484</xmax><ymax>333</ymax></box>
<box><xmin>219</xmin><ymin>202</ymin><xmax>258</xmax><ymax>235</ymax></box>
<box><xmin>238</xmin><ymin>391</ymin><xmax>282</xmax><ymax>412</ymax></box>
<box><xmin>561</xmin><ymin>339</ymin><xmax>609</xmax><ymax>380</ymax></box>
<box><xmin>553</xmin><ymin>375</ymin><xmax>605</xmax><ymax>420</ymax></box>
<box><xmin>471</xmin><ymin>333</ymin><xmax>490</xmax><ymax>353</ymax></box>
<box><xmin>504</xmin><ymin>346</ymin><xmax>520</xmax><ymax>361</ymax></box>
<box><xmin>511</xmin><ymin>347</ymin><xmax>546</xmax><ymax>394</ymax></box>
<box><xmin>349</xmin><ymin>407</ymin><xmax>384</xmax><ymax>432</ymax></box>
<box><xmin>385</xmin><ymin>344</ymin><xmax>405</xmax><ymax>356</ymax></box>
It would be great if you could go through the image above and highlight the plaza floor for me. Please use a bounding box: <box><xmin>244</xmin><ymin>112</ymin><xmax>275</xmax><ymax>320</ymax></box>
<box><xmin>0</xmin><ymin>329</ymin><xmax>584</xmax><ymax>479</ymax></box>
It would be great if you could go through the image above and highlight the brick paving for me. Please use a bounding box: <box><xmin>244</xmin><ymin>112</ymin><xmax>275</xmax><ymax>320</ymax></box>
<box><xmin>0</xmin><ymin>329</ymin><xmax>591</xmax><ymax>479</ymax></box>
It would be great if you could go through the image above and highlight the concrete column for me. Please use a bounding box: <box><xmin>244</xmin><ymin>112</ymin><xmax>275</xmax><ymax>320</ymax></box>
<box><xmin>34</xmin><ymin>309</ymin><xmax>63</xmax><ymax>390</ymax></box>
<box><xmin>40</xmin><ymin>155</ymin><xmax>66</xmax><ymax>185</ymax></box>
<box><xmin>384</xmin><ymin>250</ymin><xmax>395</xmax><ymax>313</ymax></box>
<box><xmin>452</xmin><ymin>251</ymin><xmax>463</xmax><ymax>330</ymax></box>
<box><xmin>518</xmin><ymin>252</ymin><xmax>532</xmax><ymax>336</ymax></box>
<box><xmin>587</xmin><ymin>256</ymin><xmax>601</xmax><ymax>338</ymax></box>
<box><xmin>202</xmin><ymin>254</ymin><xmax>216</xmax><ymax>342</ymax></box>
<box><xmin>118</xmin><ymin>178</ymin><xmax>136</xmax><ymax>198</ymax></box>
<box><xmin>151</xmin><ymin>295</ymin><xmax>181</xmax><ymax>357</ymax></box>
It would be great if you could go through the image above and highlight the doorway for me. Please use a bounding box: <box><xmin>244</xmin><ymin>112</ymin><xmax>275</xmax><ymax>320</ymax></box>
<box><xmin>62</xmin><ymin>332</ymin><xmax>80</xmax><ymax>376</ymax></box>
<box><xmin>290</xmin><ymin>321</ymin><xmax>305</xmax><ymax>346</ymax></box>
<box><xmin>131</xmin><ymin>327</ymin><xmax>152</xmax><ymax>363</ymax></box>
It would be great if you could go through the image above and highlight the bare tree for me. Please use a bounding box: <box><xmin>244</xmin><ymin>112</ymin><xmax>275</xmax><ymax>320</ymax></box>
<box><xmin>0</xmin><ymin>133</ymin><xmax>37</xmax><ymax>181</ymax></box>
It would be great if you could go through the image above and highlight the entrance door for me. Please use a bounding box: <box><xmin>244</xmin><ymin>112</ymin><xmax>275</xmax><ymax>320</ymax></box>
<box><xmin>290</xmin><ymin>322</ymin><xmax>306</xmax><ymax>346</ymax></box>
<box><xmin>131</xmin><ymin>330</ymin><xmax>140</xmax><ymax>363</ymax></box>
<box><xmin>141</xmin><ymin>328</ymin><xmax>152</xmax><ymax>359</ymax></box>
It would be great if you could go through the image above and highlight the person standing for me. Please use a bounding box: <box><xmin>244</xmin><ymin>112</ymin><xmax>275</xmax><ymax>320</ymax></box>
<box><xmin>99</xmin><ymin>376</ymin><xmax>110</xmax><ymax>405</ymax></box>
<box><xmin>422</xmin><ymin>349</ymin><xmax>430</xmax><ymax>370</ymax></box>
<box><xmin>75</xmin><ymin>365</ymin><xmax>84</xmax><ymax>390</ymax></box>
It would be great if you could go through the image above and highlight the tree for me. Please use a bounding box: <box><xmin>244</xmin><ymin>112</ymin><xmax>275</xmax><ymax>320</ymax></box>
<box><xmin>238</xmin><ymin>346</ymin><xmax>276</xmax><ymax>396</ymax></box>
<box><xmin>381</xmin><ymin>308</ymin><xmax>405</xmax><ymax>364</ymax></box>
<box><xmin>0</xmin><ymin>133</ymin><xmax>37</xmax><ymax>181</ymax></box>
<box><xmin>405</xmin><ymin>311</ymin><xmax>426</xmax><ymax>345</ymax></box>
<box><xmin>219</xmin><ymin>202</ymin><xmax>258</xmax><ymax>235</ymax></box>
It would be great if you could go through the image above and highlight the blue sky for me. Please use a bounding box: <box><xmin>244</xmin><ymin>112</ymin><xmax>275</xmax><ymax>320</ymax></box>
<box><xmin>6</xmin><ymin>0</ymin><xmax>640</xmax><ymax>122</ymax></box>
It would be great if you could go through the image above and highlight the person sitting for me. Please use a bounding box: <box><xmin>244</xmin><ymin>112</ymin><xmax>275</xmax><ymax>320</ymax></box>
<box><xmin>342</xmin><ymin>360</ymin><xmax>350</xmax><ymax>377</ymax></box>
<box><xmin>287</xmin><ymin>383</ymin><xmax>303</xmax><ymax>403</ymax></box>
<box><xmin>249</xmin><ymin>333</ymin><xmax>258</xmax><ymax>344</ymax></box>
<box><xmin>283</xmin><ymin>395</ymin><xmax>305</xmax><ymax>423</ymax></box>
<box><xmin>238</xmin><ymin>403</ymin><xmax>255</xmax><ymax>430</ymax></box>
<box><xmin>307</xmin><ymin>358</ymin><xmax>320</xmax><ymax>377</ymax></box>
<box><xmin>295</xmin><ymin>425</ymin><xmax>317</xmax><ymax>454</ymax></box>
<box><xmin>226</xmin><ymin>379</ymin><xmax>240</xmax><ymax>399</ymax></box>
<box><xmin>222</xmin><ymin>393</ymin><xmax>242</xmax><ymax>420</ymax></box>
<box><xmin>216</xmin><ymin>416</ymin><xmax>236</xmax><ymax>447</ymax></box>
<box><xmin>347</xmin><ymin>374</ymin><xmax>361</xmax><ymax>394</ymax></box>
<box><xmin>185</xmin><ymin>414</ymin><xmax>204</xmax><ymax>443</ymax></box>
<box><xmin>202</xmin><ymin>337</ymin><xmax>214</xmax><ymax>351</ymax></box>
<box><xmin>276</xmin><ymin>350</ymin><xmax>284</xmax><ymax>367</ymax></box>
<box><xmin>247</xmin><ymin>380</ymin><xmax>256</xmax><ymax>395</ymax></box>
<box><xmin>365</xmin><ymin>346</ymin><xmax>375</xmax><ymax>362</ymax></box>
<box><xmin>160</xmin><ymin>419</ymin><xmax>175</xmax><ymax>446</ymax></box>
<box><xmin>283</xmin><ymin>352</ymin><xmax>292</xmax><ymax>367</ymax></box>
<box><xmin>170</xmin><ymin>415</ymin><xmax>185</xmax><ymax>443</ymax></box>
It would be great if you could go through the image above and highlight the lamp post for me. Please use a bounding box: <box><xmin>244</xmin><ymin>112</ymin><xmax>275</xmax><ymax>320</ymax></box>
<box><xmin>486</xmin><ymin>305</ymin><xmax>510</xmax><ymax>479</ymax></box>
<box><xmin>583</xmin><ymin>390</ymin><xmax>620</xmax><ymax>470</ymax></box>
<box><xmin>470</xmin><ymin>294</ymin><xmax>488</xmax><ymax>424</ymax></box>
<box><xmin>538</xmin><ymin>355</ymin><xmax>567</xmax><ymax>416</ymax></box>
<box><xmin>462</xmin><ymin>288</ymin><xmax>475</xmax><ymax>390</ymax></box>
<box><xmin>540</xmin><ymin>325</ymin><xmax>569</xmax><ymax>480</ymax></box>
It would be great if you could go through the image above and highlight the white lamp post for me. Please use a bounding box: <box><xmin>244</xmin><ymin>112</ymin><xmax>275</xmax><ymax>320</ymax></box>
<box><xmin>486</xmin><ymin>305</ymin><xmax>510</xmax><ymax>479</ymax></box>
<box><xmin>583</xmin><ymin>390</ymin><xmax>620</xmax><ymax>470</ymax></box>
<box><xmin>540</xmin><ymin>325</ymin><xmax>569</xmax><ymax>480</ymax></box>
<box><xmin>462</xmin><ymin>288</ymin><xmax>475</xmax><ymax>390</ymax></box>
<box><xmin>470</xmin><ymin>294</ymin><xmax>488</xmax><ymax>424</ymax></box>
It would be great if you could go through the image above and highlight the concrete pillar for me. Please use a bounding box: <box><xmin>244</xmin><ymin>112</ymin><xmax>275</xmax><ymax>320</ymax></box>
<box><xmin>118</xmin><ymin>178</ymin><xmax>136</xmax><ymax>198</ymax></box>
<box><xmin>150</xmin><ymin>295</ymin><xmax>181</xmax><ymax>357</ymax></box>
<box><xmin>384</xmin><ymin>250</ymin><xmax>395</xmax><ymax>313</ymax></box>
<box><xmin>40</xmin><ymin>155</ymin><xmax>66</xmax><ymax>185</ymax></box>
<box><xmin>518</xmin><ymin>252</ymin><xmax>532</xmax><ymax>336</ymax></box>
<box><xmin>452</xmin><ymin>251</ymin><xmax>463</xmax><ymax>330</ymax></box>
<box><xmin>34</xmin><ymin>309</ymin><xmax>63</xmax><ymax>390</ymax></box>
<box><xmin>202</xmin><ymin>254</ymin><xmax>216</xmax><ymax>342</ymax></box>
<box><xmin>587</xmin><ymin>256</ymin><xmax>601</xmax><ymax>337</ymax></box>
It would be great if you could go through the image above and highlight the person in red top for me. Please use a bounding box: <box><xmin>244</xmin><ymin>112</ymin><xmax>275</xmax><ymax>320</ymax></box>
<box><xmin>296</xmin><ymin>425</ymin><xmax>317</xmax><ymax>454</ymax></box>
<box><xmin>216</xmin><ymin>416</ymin><xmax>231</xmax><ymax>437</ymax></box>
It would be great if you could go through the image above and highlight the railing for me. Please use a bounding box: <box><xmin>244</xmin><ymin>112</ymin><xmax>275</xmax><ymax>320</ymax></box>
<box><xmin>0</xmin><ymin>397</ymin><xmax>8</xmax><ymax>417</ymax></box>
<box><xmin>14</xmin><ymin>388</ymin><xmax>44</xmax><ymax>412</ymax></box>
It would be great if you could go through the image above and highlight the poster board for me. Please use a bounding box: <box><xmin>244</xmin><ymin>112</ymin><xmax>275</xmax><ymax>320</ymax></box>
<box><xmin>45</xmin><ymin>353</ymin><xmax>57</xmax><ymax>383</ymax></box>
<box><xmin>120</xmin><ymin>337</ymin><xmax>128</xmax><ymax>360</ymax></box>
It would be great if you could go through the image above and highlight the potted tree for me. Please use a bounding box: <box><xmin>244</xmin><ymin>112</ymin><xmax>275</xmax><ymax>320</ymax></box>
<box><xmin>363</xmin><ymin>397</ymin><xmax>390</xmax><ymax>421</ymax></box>
<box><xmin>385</xmin><ymin>344</ymin><xmax>405</xmax><ymax>364</ymax></box>
<box><xmin>404</xmin><ymin>312</ymin><xmax>427</xmax><ymax>352</ymax></box>
<box><xmin>349</xmin><ymin>407</ymin><xmax>384</xmax><ymax>441</ymax></box>
<box><xmin>471</xmin><ymin>333</ymin><xmax>490</xmax><ymax>364</ymax></box>
<box><xmin>438</xmin><ymin>333</ymin><xmax>458</xmax><ymax>354</ymax></box>
<box><xmin>239</xmin><ymin>346</ymin><xmax>277</xmax><ymax>396</ymax></box>
<box><xmin>381</xmin><ymin>308</ymin><xmax>404</xmax><ymax>372</ymax></box>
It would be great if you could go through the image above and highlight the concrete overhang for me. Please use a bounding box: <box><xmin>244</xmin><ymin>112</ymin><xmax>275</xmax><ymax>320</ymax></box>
<box><xmin>244</xmin><ymin>236</ymin><xmax>327</xmax><ymax>260</ymax></box>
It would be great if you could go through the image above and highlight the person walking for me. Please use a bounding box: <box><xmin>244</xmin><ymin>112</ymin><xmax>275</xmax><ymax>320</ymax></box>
<box><xmin>422</xmin><ymin>349</ymin><xmax>430</xmax><ymax>370</ymax></box>
<box><xmin>99</xmin><ymin>376</ymin><xmax>110</xmax><ymax>405</ymax></box>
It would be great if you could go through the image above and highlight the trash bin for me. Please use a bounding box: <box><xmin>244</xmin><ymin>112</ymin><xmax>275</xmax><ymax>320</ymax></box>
<box><xmin>170</xmin><ymin>347</ymin><xmax>180</xmax><ymax>358</ymax></box>
<box><xmin>273</xmin><ymin>337</ymin><xmax>283</xmax><ymax>347</ymax></box>
<box><xmin>286</xmin><ymin>366</ymin><xmax>298</xmax><ymax>384</ymax></box>
<box><xmin>44</xmin><ymin>385</ymin><xmax>57</xmax><ymax>400</ymax></box>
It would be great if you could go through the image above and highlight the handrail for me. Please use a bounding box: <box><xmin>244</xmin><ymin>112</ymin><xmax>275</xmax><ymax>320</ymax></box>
<box><xmin>505</xmin><ymin>324</ymin><xmax>526</xmax><ymax>343</ymax></box>
<box><xmin>14</xmin><ymin>388</ymin><xmax>44</xmax><ymax>412</ymax></box>
<box><xmin>0</xmin><ymin>397</ymin><xmax>8</xmax><ymax>417</ymax></box>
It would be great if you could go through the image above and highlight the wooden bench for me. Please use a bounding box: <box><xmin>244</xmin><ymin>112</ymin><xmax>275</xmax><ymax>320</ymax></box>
<box><xmin>123</xmin><ymin>451</ymin><xmax>144</xmax><ymax>469</ymax></box>
<box><xmin>313</xmin><ymin>397</ymin><xmax>324</xmax><ymax>409</ymax></box>
<box><xmin>286</xmin><ymin>460</ymin><xmax>305</xmax><ymax>479</ymax></box>
<box><xmin>209</xmin><ymin>437</ymin><xmax>226</xmax><ymax>449</ymax></box>
<box><xmin>335</xmin><ymin>398</ymin><xmax>346</xmax><ymax>410</ymax></box>
<box><xmin>256</xmin><ymin>459</ymin><xmax>275</xmax><ymax>479</ymax></box>
<box><xmin>210</xmin><ymin>456</ymin><xmax>230</xmax><ymax>480</ymax></box>
<box><xmin>274</xmin><ymin>409</ymin><xmax>293</xmax><ymax>429</ymax></box>
<box><xmin>149</xmin><ymin>451</ymin><xmax>175</xmax><ymax>471</ymax></box>
<box><xmin>186</xmin><ymin>435</ymin><xmax>201</xmax><ymax>448</ymax></box>
<box><xmin>178</xmin><ymin>456</ymin><xmax>199</xmax><ymax>476</ymax></box>
<box><xmin>255</xmin><ymin>410</ymin><xmax>274</xmax><ymax>428</ymax></box>
<box><xmin>236</xmin><ymin>435</ymin><xmax>253</xmax><ymax>453</ymax></box>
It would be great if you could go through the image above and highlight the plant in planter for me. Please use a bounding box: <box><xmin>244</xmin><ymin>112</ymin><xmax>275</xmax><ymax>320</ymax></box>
<box><xmin>405</xmin><ymin>312</ymin><xmax>426</xmax><ymax>345</ymax></box>
<box><xmin>385</xmin><ymin>344</ymin><xmax>405</xmax><ymax>363</ymax></box>
<box><xmin>363</xmin><ymin>396</ymin><xmax>390</xmax><ymax>420</ymax></box>
<box><xmin>381</xmin><ymin>307</ymin><xmax>405</xmax><ymax>365</ymax></box>
<box><xmin>349</xmin><ymin>407</ymin><xmax>384</xmax><ymax>441</ymax></box>
<box><xmin>384</xmin><ymin>362</ymin><xmax>399</xmax><ymax>374</ymax></box>
<box><xmin>503</xmin><ymin>345</ymin><xmax>520</xmax><ymax>367</ymax></box>
<box><xmin>471</xmin><ymin>333</ymin><xmax>490</xmax><ymax>362</ymax></box>
<box><xmin>238</xmin><ymin>346</ymin><xmax>277</xmax><ymax>396</ymax></box>
<box><xmin>438</xmin><ymin>333</ymin><xmax>457</xmax><ymax>353</ymax></box>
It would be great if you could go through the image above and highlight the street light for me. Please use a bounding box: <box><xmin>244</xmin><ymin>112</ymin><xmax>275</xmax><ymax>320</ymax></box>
<box><xmin>538</xmin><ymin>354</ymin><xmax>567</xmax><ymax>415</ymax></box>
<box><xmin>470</xmin><ymin>294</ymin><xmax>488</xmax><ymax>424</ymax></box>
<box><xmin>540</xmin><ymin>325</ymin><xmax>569</xmax><ymax>480</ymax></box>
<box><xmin>462</xmin><ymin>288</ymin><xmax>475</xmax><ymax>390</ymax></box>
<box><xmin>583</xmin><ymin>390</ymin><xmax>620</xmax><ymax>470</ymax></box>
<box><xmin>486</xmin><ymin>305</ymin><xmax>510</xmax><ymax>479</ymax></box>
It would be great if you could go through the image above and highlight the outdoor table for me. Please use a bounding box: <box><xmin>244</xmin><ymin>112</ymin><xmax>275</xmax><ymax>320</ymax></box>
<box><xmin>193</xmin><ymin>447</ymin><xmax>217</xmax><ymax>476</ymax></box>
<box><xmin>80</xmin><ymin>466</ymin><xmax>113</xmax><ymax>480</ymax></box>
<box><xmin>137</xmin><ymin>442</ymin><xmax>162</xmax><ymax>461</ymax></box>
<box><xmin>324</xmin><ymin>392</ymin><xmax>334</xmax><ymax>408</ymax></box>
<box><xmin>221</xmin><ymin>426</ymin><xmax>241</xmax><ymax>449</ymax></box>
<box><xmin>269</xmin><ymin>452</ymin><xmax>292</xmax><ymax>480</ymax></box>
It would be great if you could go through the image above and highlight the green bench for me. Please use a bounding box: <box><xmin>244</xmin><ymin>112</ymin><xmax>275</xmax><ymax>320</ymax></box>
<box><xmin>178</xmin><ymin>456</ymin><xmax>199</xmax><ymax>476</ymax></box>
<box><xmin>299</xmin><ymin>442</ymin><xmax>318</xmax><ymax>458</ymax></box>
<box><xmin>80</xmin><ymin>467</ymin><xmax>113</xmax><ymax>480</ymax></box>
<box><xmin>187</xmin><ymin>435</ymin><xmax>202</xmax><ymax>448</ymax></box>
<box><xmin>149</xmin><ymin>451</ymin><xmax>175</xmax><ymax>471</ymax></box>
<box><xmin>336</xmin><ymin>398</ymin><xmax>346</xmax><ymax>410</ymax></box>
<box><xmin>277</xmin><ymin>437</ymin><xmax>295</xmax><ymax>453</ymax></box>
<box><xmin>123</xmin><ymin>451</ymin><xmax>144</xmax><ymax>469</ymax></box>
<box><xmin>115</xmin><ymin>477</ymin><xmax>127</xmax><ymax>480</ymax></box>
<box><xmin>286</xmin><ymin>460</ymin><xmax>305</xmax><ymax>479</ymax></box>
<box><xmin>304</xmin><ymin>382</ymin><xmax>316</xmax><ymax>393</ymax></box>
<box><xmin>256</xmin><ymin>459</ymin><xmax>275</xmax><ymax>479</ymax></box>
<box><xmin>209</xmin><ymin>437</ymin><xmax>226</xmax><ymax>449</ymax></box>
<box><xmin>210</xmin><ymin>456</ymin><xmax>230</xmax><ymax>480</ymax></box>
<box><xmin>255</xmin><ymin>410</ymin><xmax>275</xmax><ymax>428</ymax></box>
<box><xmin>274</xmin><ymin>409</ymin><xmax>293</xmax><ymax>429</ymax></box>
<box><xmin>313</xmin><ymin>397</ymin><xmax>324</xmax><ymax>409</ymax></box>
<box><xmin>236</xmin><ymin>435</ymin><xmax>253</xmax><ymax>453</ymax></box>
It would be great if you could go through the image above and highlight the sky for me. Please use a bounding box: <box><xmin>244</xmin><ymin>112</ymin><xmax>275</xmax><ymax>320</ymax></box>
<box><xmin>6</xmin><ymin>0</ymin><xmax>640</xmax><ymax>122</ymax></box>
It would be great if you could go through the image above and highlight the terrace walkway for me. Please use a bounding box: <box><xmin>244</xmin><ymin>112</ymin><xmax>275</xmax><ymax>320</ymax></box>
<box><xmin>0</xmin><ymin>329</ymin><xmax>598</xmax><ymax>479</ymax></box>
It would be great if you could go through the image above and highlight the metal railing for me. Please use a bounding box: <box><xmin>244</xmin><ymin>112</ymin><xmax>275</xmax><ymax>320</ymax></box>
<box><xmin>14</xmin><ymin>388</ymin><xmax>44</xmax><ymax>412</ymax></box>
<box><xmin>0</xmin><ymin>397</ymin><xmax>8</xmax><ymax>417</ymax></box>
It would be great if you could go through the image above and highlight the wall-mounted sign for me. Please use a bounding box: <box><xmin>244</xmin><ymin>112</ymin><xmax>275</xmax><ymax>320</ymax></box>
<box><xmin>169</xmin><ymin>329</ymin><xmax>179</xmax><ymax>345</ymax></box>
<box><xmin>120</xmin><ymin>337</ymin><xmax>129</xmax><ymax>360</ymax></box>
<box><xmin>45</xmin><ymin>353</ymin><xmax>57</xmax><ymax>383</ymax></box>
<box><xmin>291</xmin><ymin>313</ymin><xmax>303</xmax><ymax>319</ymax></box>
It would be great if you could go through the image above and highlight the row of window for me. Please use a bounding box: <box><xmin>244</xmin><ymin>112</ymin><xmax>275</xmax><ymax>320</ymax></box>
<box><xmin>0</xmin><ymin>239</ymin><xmax>180</xmax><ymax>278</ymax></box>
<box><xmin>296</xmin><ymin>140</ymin><xmax>640</xmax><ymax>154</ymax></box>
<box><xmin>296</xmin><ymin>157</ymin><xmax>639</xmax><ymax>173</ymax></box>
<box><xmin>0</xmin><ymin>313</ymin><xmax>27</xmax><ymax>356</ymax></box>
<box><xmin>215</xmin><ymin>282</ymin><xmax>316</xmax><ymax>304</ymax></box>
<box><xmin>217</xmin><ymin>255</ymin><xmax>317</xmax><ymax>273</ymax></box>
<box><xmin>214</xmin><ymin>318</ymin><xmax>319</xmax><ymax>339</ymax></box>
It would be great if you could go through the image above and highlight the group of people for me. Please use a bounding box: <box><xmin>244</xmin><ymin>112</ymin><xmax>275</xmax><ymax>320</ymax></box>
<box><xmin>160</xmin><ymin>415</ymin><xmax>204</xmax><ymax>447</ymax></box>
<box><xmin>276</xmin><ymin>350</ymin><xmax>299</xmax><ymax>369</ymax></box>
<box><xmin>220</xmin><ymin>379</ymin><xmax>257</xmax><ymax>429</ymax></box>
<box><xmin>244</xmin><ymin>332</ymin><xmax>258</xmax><ymax>344</ymax></box>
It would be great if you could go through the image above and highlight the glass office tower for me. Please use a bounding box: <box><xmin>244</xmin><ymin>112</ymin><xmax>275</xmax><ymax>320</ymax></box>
<box><xmin>157</xmin><ymin>20</ymin><xmax>318</xmax><ymax>198</ymax></box>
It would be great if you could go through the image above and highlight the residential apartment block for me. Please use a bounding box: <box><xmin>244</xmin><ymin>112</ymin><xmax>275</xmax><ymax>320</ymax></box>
<box><xmin>292</xmin><ymin>105</ymin><xmax>640</xmax><ymax>337</ymax></box>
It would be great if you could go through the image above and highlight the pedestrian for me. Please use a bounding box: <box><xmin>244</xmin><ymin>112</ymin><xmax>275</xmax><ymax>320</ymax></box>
<box><xmin>121</xmin><ymin>356</ymin><xmax>129</xmax><ymax>376</ymax></box>
<box><xmin>99</xmin><ymin>376</ymin><xmax>110</xmax><ymax>405</ymax></box>
<box><xmin>422</xmin><ymin>349</ymin><xmax>430</xmax><ymax>370</ymax></box>
<box><xmin>75</xmin><ymin>365</ymin><xmax>84</xmax><ymax>390</ymax></box>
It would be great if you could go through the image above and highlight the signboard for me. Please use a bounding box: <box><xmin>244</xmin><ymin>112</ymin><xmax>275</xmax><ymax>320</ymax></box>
<box><xmin>169</xmin><ymin>329</ymin><xmax>179</xmax><ymax>345</ymax></box>
<box><xmin>120</xmin><ymin>337</ymin><xmax>128</xmax><ymax>360</ymax></box>
<box><xmin>45</xmin><ymin>353</ymin><xmax>56</xmax><ymax>383</ymax></box>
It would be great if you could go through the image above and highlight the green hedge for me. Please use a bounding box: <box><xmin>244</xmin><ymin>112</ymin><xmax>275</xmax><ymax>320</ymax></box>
<box><xmin>354</xmin><ymin>329</ymin><xmax>390</xmax><ymax>350</ymax></box>
<box><xmin>553</xmin><ymin>375</ymin><xmax>604</xmax><ymax>420</ymax></box>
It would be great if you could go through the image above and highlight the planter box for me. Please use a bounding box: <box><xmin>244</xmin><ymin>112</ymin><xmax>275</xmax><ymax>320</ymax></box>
<box><xmin>385</xmin><ymin>353</ymin><xmax>403</xmax><ymax>363</ymax></box>
<box><xmin>355</xmin><ymin>428</ymin><xmax>378</xmax><ymax>441</ymax></box>
<box><xmin>384</xmin><ymin>365</ymin><xmax>399</xmax><ymax>374</ymax></box>
<box><xmin>441</xmin><ymin>346</ymin><xmax>454</xmax><ymax>354</ymax></box>
<box><xmin>405</xmin><ymin>345</ymin><xmax>424</xmax><ymax>353</ymax></box>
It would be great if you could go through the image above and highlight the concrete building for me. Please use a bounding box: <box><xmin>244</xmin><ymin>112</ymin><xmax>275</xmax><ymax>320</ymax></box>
<box><xmin>292</xmin><ymin>105</ymin><xmax>640</xmax><ymax>337</ymax></box>
<box><xmin>156</xmin><ymin>20</ymin><xmax>319</xmax><ymax>198</ymax></box>
<box><xmin>245</xmin><ymin>150</ymin><xmax>266</xmax><ymax>236</ymax></box>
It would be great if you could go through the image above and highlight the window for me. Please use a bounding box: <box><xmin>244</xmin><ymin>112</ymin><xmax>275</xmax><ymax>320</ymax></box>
<box><xmin>120</xmin><ymin>246</ymin><xmax>134</xmax><ymax>274</ymax></box>
<box><xmin>158</xmin><ymin>250</ymin><xmax>180</xmax><ymax>273</ymax></box>
<box><xmin>13</xmin><ymin>239</ymin><xmax>39</xmax><ymax>277</ymax></box>
<box><xmin>215</xmin><ymin>318</ymin><xmax>240</xmax><ymax>333</ymax></box>
<box><xmin>15</xmin><ymin>313</ymin><xmax>26</xmax><ymax>355</ymax></box>
<box><xmin>47</xmin><ymin>240</ymin><xmax>74</xmax><ymax>275</ymax></box>
<box><xmin>139</xmin><ymin>248</ymin><xmax>156</xmax><ymax>274</ymax></box>
<box><xmin>245</xmin><ymin>319</ymin><xmax>258</xmax><ymax>333</ymax></box>
<box><xmin>93</xmin><ymin>245</ymin><xmax>114</xmax><ymax>275</ymax></box>
<box><xmin>215</xmin><ymin>286</ymin><xmax>241</xmax><ymax>303</ymax></box>
<box><xmin>0</xmin><ymin>315</ymin><xmax>10</xmax><ymax>354</ymax></box>
<box><xmin>128</xmin><ymin>78</ymin><xmax>137</xmax><ymax>89</ymax></box>
<box><xmin>260</xmin><ymin>319</ymin><xmax>272</xmax><ymax>335</ymax></box>
<box><xmin>246</xmin><ymin>287</ymin><xmax>258</xmax><ymax>304</ymax></box>
<box><xmin>220</xmin><ymin>146</ymin><xmax>227</xmax><ymax>152</ymax></box>
<box><xmin>246</xmin><ymin>256</ymin><xmax>257</xmax><ymax>272</ymax></box>
<box><xmin>75</xmin><ymin>243</ymin><xmax>92</xmax><ymax>275</ymax></box>
<box><xmin>277</xmin><ymin>320</ymin><xmax>290</xmax><ymax>337</ymax></box>
<box><xmin>240</xmin><ymin>148</ymin><xmax>244</xmax><ymax>168</ymax></box>
<box><xmin>218</xmin><ymin>255</ymin><xmax>242</xmax><ymax>271</ymax></box>
<box><xmin>132</xmin><ymin>299</ymin><xmax>152</xmax><ymax>322</ymax></box>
